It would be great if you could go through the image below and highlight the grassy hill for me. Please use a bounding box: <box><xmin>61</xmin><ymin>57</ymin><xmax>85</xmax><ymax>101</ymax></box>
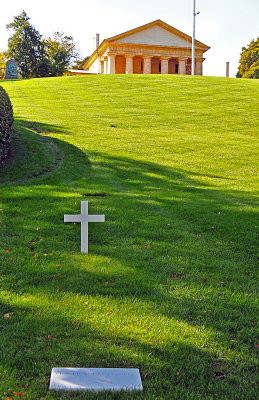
<box><xmin>0</xmin><ymin>75</ymin><xmax>258</xmax><ymax>399</ymax></box>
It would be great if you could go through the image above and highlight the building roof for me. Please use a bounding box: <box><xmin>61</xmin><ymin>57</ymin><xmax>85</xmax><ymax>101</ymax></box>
<box><xmin>84</xmin><ymin>19</ymin><xmax>210</xmax><ymax>70</ymax></box>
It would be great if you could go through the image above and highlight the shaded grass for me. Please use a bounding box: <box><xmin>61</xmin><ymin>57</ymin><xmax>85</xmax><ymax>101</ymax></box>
<box><xmin>0</xmin><ymin>75</ymin><xmax>258</xmax><ymax>399</ymax></box>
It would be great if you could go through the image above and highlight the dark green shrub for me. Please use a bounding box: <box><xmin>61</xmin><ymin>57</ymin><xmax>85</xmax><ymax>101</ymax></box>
<box><xmin>0</xmin><ymin>86</ymin><xmax>14</xmax><ymax>165</ymax></box>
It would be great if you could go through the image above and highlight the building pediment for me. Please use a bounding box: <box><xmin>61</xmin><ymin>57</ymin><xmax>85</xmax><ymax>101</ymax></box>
<box><xmin>111</xmin><ymin>25</ymin><xmax>191</xmax><ymax>47</ymax></box>
<box><xmin>108</xmin><ymin>20</ymin><xmax>209</xmax><ymax>51</ymax></box>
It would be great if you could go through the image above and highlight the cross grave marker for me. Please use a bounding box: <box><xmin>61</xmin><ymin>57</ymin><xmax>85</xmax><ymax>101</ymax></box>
<box><xmin>64</xmin><ymin>201</ymin><xmax>105</xmax><ymax>253</ymax></box>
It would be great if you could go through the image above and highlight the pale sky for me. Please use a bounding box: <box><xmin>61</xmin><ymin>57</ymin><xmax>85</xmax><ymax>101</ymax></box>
<box><xmin>0</xmin><ymin>0</ymin><xmax>258</xmax><ymax>77</ymax></box>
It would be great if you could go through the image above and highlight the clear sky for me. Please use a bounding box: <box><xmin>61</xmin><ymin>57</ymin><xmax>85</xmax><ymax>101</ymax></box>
<box><xmin>0</xmin><ymin>0</ymin><xmax>258</xmax><ymax>77</ymax></box>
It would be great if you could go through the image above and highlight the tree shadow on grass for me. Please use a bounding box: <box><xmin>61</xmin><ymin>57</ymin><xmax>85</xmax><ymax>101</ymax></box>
<box><xmin>0</xmin><ymin>127</ymin><xmax>258</xmax><ymax>398</ymax></box>
<box><xmin>1</xmin><ymin>139</ymin><xmax>257</xmax><ymax>324</ymax></box>
<box><xmin>0</xmin><ymin>119</ymin><xmax>91</xmax><ymax>185</ymax></box>
<box><xmin>0</xmin><ymin>299</ymin><xmax>255</xmax><ymax>400</ymax></box>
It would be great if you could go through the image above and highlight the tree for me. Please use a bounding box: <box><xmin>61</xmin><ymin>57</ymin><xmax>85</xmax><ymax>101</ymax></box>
<box><xmin>44</xmin><ymin>32</ymin><xmax>79</xmax><ymax>76</ymax></box>
<box><xmin>71</xmin><ymin>56</ymin><xmax>90</xmax><ymax>70</ymax></box>
<box><xmin>237</xmin><ymin>38</ymin><xmax>259</xmax><ymax>79</ymax></box>
<box><xmin>0</xmin><ymin>51</ymin><xmax>10</xmax><ymax>80</ymax></box>
<box><xmin>6</xmin><ymin>11</ymin><xmax>50</xmax><ymax>78</ymax></box>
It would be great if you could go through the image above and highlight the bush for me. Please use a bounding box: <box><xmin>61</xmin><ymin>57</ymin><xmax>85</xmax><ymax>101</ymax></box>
<box><xmin>0</xmin><ymin>87</ymin><xmax>14</xmax><ymax>165</ymax></box>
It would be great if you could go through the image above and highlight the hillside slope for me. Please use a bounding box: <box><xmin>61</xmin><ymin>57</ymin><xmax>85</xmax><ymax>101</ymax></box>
<box><xmin>0</xmin><ymin>75</ymin><xmax>258</xmax><ymax>400</ymax></box>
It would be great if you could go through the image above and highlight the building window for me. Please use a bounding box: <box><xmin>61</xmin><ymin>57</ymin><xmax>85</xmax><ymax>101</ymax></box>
<box><xmin>141</xmin><ymin>61</ymin><xmax>143</xmax><ymax>72</ymax></box>
<box><xmin>159</xmin><ymin>62</ymin><xmax>161</xmax><ymax>73</ymax></box>
<box><xmin>175</xmin><ymin>64</ymin><xmax>179</xmax><ymax>74</ymax></box>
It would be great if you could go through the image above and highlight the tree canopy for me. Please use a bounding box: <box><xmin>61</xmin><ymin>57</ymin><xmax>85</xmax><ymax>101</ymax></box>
<box><xmin>237</xmin><ymin>38</ymin><xmax>259</xmax><ymax>79</ymax></box>
<box><xmin>44</xmin><ymin>32</ymin><xmax>79</xmax><ymax>76</ymax></box>
<box><xmin>7</xmin><ymin>11</ymin><xmax>49</xmax><ymax>78</ymax></box>
<box><xmin>6</xmin><ymin>11</ymin><xmax>80</xmax><ymax>79</ymax></box>
<box><xmin>0</xmin><ymin>52</ymin><xmax>9</xmax><ymax>80</ymax></box>
<box><xmin>71</xmin><ymin>56</ymin><xmax>90</xmax><ymax>70</ymax></box>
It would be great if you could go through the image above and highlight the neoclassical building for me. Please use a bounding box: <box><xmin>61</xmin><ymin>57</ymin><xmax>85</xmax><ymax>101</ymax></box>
<box><xmin>84</xmin><ymin>19</ymin><xmax>210</xmax><ymax>75</ymax></box>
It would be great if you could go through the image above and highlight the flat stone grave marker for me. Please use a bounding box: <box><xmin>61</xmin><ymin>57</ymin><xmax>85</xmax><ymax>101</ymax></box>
<box><xmin>64</xmin><ymin>201</ymin><xmax>105</xmax><ymax>253</ymax></box>
<box><xmin>5</xmin><ymin>59</ymin><xmax>18</xmax><ymax>80</ymax></box>
<box><xmin>49</xmin><ymin>368</ymin><xmax>143</xmax><ymax>391</ymax></box>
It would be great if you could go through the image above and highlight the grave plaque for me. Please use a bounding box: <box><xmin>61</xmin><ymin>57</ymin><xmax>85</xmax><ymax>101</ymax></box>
<box><xmin>49</xmin><ymin>368</ymin><xmax>143</xmax><ymax>391</ymax></box>
<box><xmin>5</xmin><ymin>59</ymin><xmax>19</xmax><ymax>80</ymax></box>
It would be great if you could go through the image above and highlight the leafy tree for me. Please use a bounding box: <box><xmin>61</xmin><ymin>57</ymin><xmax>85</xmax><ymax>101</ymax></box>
<box><xmin>0</xmin><ymin>51</ymin><xmax>10</xmax><ymax>80</ymax></box>
<box><xmin>44</xmin><ymin>32</ymin><xmax>79</xmax><ymax>76</ymax></box>
<box><xmin>237</xmin><ymin>38</ymin><xmax>259</xmax><ymax>79</ymax></box>
<box><xmin>71</xmin><ymin>56</ymin><xmax>90</xmax><ymax>70</ymax></box>
<box><xmin>6</xmin><ymin>11</ymin><xmax>50</xmax><ymax>78</ymax></box>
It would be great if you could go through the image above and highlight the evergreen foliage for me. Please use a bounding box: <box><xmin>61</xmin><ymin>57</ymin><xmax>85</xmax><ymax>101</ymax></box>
<box><xmin>0</xmin><ymin>86</ymin><xmax>13</xmax><ymax>165</ymax></box>
<box><xmin>6</xmin><ymin>11</ymin><xmax>50</xmax><ymax>79</ymax></box>
<box><xmin>237</xmin><ymin>38</ymin><xmax>259</xmax><ymax>79</ymax></box>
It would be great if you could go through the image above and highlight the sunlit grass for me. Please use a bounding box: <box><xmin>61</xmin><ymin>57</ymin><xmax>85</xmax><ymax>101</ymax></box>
<box><xmin>0</xmin><ymin>74</ymin><xmax>258</xmax><ymax>399</ymax></box>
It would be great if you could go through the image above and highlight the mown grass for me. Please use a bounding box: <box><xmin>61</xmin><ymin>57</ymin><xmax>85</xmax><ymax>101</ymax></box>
<box><xmin>0</xmin><ymin>74</ymin><xmax>258</xmax><ymax>400</ymax></box>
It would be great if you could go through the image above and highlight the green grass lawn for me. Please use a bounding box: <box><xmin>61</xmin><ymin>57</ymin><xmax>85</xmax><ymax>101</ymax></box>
<box><xmin>0</xmin><ymin>74</ymin><xmax>258</xmax><ymax>399</ymax></box>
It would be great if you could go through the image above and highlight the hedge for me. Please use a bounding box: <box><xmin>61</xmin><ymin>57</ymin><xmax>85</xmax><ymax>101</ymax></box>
<box><xmin>0</xmin><ymin>86</ymin><xmax>13</xmax><ymax>165</ymax></box>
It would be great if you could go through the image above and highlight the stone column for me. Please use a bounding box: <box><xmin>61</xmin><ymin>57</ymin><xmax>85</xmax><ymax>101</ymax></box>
<box><xmin>100</xmin><ymin>60</ymin><xmax>104</xmax><ymax>74</ymax></box>
<box><xmin>103</xmin><ymin>57</ymin><xmax>108</xmax><ymax>74</ymax></box>
<box><xmin>108</xmin><ymin>54</ymin><xmax>116</xmax><ymax>74</ymax></box>
<box><xmin>161</xmin><ymin>58</ymin><xmax>169</xmax><ymax>74</ymax></box>
<box><xmin>125</xmin><ymin>56</ymin><xmax>134</xmax><ymax>74</ymax></box>
<box><xmin>143</xmin><ymin>57</ymin><xmax>151</xmax><ymax>74</ymax></box>
<box><xmin>178</xmin><ymin>58</ymin><xmax>188</xmax><ymax>75</ymax></box>
<box><xmin>226</xmin><ymin>62</ymin><xmax>230</xmax><ymax>78</ymax></box>
<box><xmin>195</xmin><ymin>58</ymin><xmax>204</xmax><ymax>76</ymax></box>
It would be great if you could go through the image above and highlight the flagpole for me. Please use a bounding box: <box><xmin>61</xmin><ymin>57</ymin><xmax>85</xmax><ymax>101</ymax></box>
<box><xmin>192</xmin><ymin>0</ymin><xmax>200</xmax><ymax>75</ymax></box>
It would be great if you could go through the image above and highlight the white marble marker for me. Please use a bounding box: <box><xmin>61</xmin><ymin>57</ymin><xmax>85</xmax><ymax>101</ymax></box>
<box><xmin>49</xmin><ymin>368</ymin><xmax>143</xmax><ymax>391</ymax></box>
<box><xmin>64</xmin><ymin>201</ymin><xmax>105</xmax><ymax>253</ymax></box>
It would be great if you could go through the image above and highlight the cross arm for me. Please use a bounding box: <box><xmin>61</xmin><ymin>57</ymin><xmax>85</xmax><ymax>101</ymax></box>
<box><xmin>64</xmin><ymin>214</ymin><xmax>82</xmax><ymax>223</ymax></box>
<box><xmin>88</xmin><ymin>215</ymin><xmax>105</xmax><ymax>223</ymax></box>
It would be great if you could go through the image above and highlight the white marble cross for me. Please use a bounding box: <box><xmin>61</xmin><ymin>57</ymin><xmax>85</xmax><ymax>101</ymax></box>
<box><xmin>64</xmin><ymin>201</ymin><xmax>105</xmax><ymax>253</ymax></box>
